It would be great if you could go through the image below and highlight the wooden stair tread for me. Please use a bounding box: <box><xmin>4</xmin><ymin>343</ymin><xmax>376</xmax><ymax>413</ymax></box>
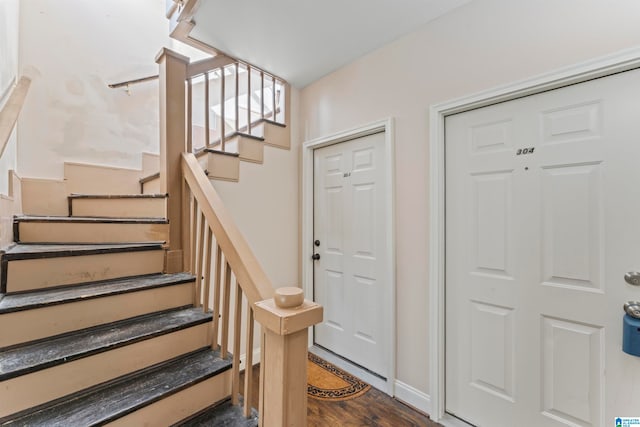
<box><xmin>0</xmin><ymin>307</ymin><xmax>211</xmax><ymax>380</ymax></box>
<box><xmin>139</xmin><ymin>172</ymin><xmax>160</xmax><ymax>184</ymax></box>
<box><xmin>2</xmin><ymin>242</ymin><xmax>163</xmax><ymax>261</ymax></box>
<box><xmin>68</xmin><ymin>193</ymin><xmax>167</xmax><ymax>199</ymax></box>
<box><xmin>0</xmin><ymin>272</ymin><xmax>195</xmax><ymax>314</ymax></box>
<box><xmin>261</xmin><ymin>118</ymin><xmax>286</xmax><ymax>128</ymax></box>
<box><xmin>203</xmin><ymin>149</ymin><xmax>240</xmax><ymax>158</ymax></box>
<box><xmin>177</xmin><ymin>398</ymin><xmax>258</xmax><ymax>427</ymax></box>
<box><xmin>232</xmin><ymin>132</ymin><xmax>265</xmax><ymax>142</ymax></box>
<box><xmin>14</xmin><ymin>215</ymin><xmax>168</xmax><ymax>224</ymax></box>
<box><xmin>0</xmin><ymin>349</ymin><xmax>231</xmax><ymax>426</ymax></box>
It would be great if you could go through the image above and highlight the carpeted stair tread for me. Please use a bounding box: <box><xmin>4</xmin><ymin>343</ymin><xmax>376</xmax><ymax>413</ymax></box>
<box><xmin>0</xmin><ymin>272</ymin><xmax>195</xmax><ymax>314</ymax></box>
<box><xmin>2</xmin><ymin>242</ymin><xmax>163</xmax><ymax>261</ymax></box>
<box><xmin>0</xmin><ymin>349</ymin><xmax>232</xmax><ymax>426</ymax></box>
<box><xmin>0</xmin><ymin>307</ymin><xmax>211</xmax><ymax>380</ymax></box>
<box><xmin>177</xmin><ymin>398</ymin><xmax>258</xmax><ymax>427</ymax></box>
<box><xmin>14</xmin><ymin>215</ymin><xmax>168</xmax><ymax>224</ymax></box>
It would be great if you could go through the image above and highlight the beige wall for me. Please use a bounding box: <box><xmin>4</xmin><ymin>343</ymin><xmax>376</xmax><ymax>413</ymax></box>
<box><xmin>212</xmin><ymin>88</ymin><xmax>301</xmax><ymax>289</ymax></box>
<box><xmin>17</xmin><ymin>0</ymin><xmax>170</xmax><ymax>179</ymax></box>
<box><xmin>299</xmin><ymin>0</ymin><xmax>640</xmax><ymax>398</ymax></box>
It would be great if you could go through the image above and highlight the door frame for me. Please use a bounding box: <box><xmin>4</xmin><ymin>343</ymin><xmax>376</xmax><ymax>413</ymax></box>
<box><xmin>429</xmin><ymin>46</ymin><xmax>640</xmax><ymax>424</ymax></box>
<box><xmin>302</xmin><ymin>118</ymin><xmax>396</xmax><ymax>395</ymax></box>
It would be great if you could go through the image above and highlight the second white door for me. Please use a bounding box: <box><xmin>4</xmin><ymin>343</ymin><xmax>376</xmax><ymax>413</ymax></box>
<box><xmin>313</xmin><ymin>131</ymin><xmax>389</xmax><ymax>378</ymax></box>
<box><xmin>445</xmin><ymin>67</ymin><xmax>640</xmax><ymax>426</ymax></box>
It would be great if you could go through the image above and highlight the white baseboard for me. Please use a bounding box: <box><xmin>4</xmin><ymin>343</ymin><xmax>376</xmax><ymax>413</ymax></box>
<box><xmin>394</xmin><ymin>380</ymin><xmax>431</xmax><ymax>415</ymax></box>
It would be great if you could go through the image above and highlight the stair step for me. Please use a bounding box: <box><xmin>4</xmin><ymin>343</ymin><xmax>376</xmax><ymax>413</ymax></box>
<box><xmin>139</xmin><ymin>172</ymin><xmax>160</xmax><ymax>194</ymax></box>
<box><xmin>262</xmin><ymin>119</ymin><xmax>289</xmax><ymax>150</ymax></box>
<box><xmin>0</xmin><ymin>349</ymin><xmax>232</xmax><ymax>426</ymax></box>
<box><xmin>0</xmin><ymin>272</ymin><xmax>196</xmax><ymax>348</ymax></box>
<box><xmin>14</xmin><ymin>215</ymin><xmax>169</xmax><ymax>244</ymax></box>
<box><xmin>1</xmin><ymin>243</ymin><xmax>165</xmax><ymax>293</ymax></box>
<box><xmin>0</xmin><ymin>307</ymin><xmax>211</xmax><ymax>379</ymax></box>
<box><xmin>204</xmin><ymin>149</ymin><xmax>240</xmax><ymax>182</ymax></box>
<box><xmin>68</xmin><ymin>193</ymin><xmax>167</xmax><ymax>218</ymax></box>
<box><xmin>225</xmin><ymin>133</ymin><xmax>265</xmax><ymax>164</ymax></box>
<box><xmin>233</xmin><ymin>132</ymin><xmax>265</xmax><ymax>142</ymax></box>
<box><xmin>0</xmin><ymin>308</ymin><xmax>212</xmax><ymax>418</ymax></box>
<box><xmin>64</xmin><ymin>162</ymin><xmax>143</xmax><ymax>195</ymax></box>
<box><xmin>0</xmin><ymin>271</ymin><xmax>194</xmax><ymax>314</ymax></box>
<box><xmin>177</xmin><ymin>398</ymin><xmax>258</xmax><ymax>427</ymax></box>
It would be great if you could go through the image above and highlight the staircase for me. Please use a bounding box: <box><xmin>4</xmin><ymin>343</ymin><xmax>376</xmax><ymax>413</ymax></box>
<box><xmin>0</xmin><ymin>190</ymin><xmax>258</xmax><ymax>426</ymax></box>
<box><xmin>0</xmin><ymin>29</ymin><xmax>321</xmax><ymax>424</ymax></box>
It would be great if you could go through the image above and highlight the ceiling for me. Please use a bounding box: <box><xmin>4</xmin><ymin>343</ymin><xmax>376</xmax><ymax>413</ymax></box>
<box><xmin>187</xmin><ymin>0</ymin><xmax>471</xmax><ymax>88</ymax></box>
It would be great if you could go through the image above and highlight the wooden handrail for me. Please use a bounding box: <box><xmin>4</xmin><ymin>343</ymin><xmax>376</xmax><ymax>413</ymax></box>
<box><xmin>166</xmin><ymin>0</ymin><xmax>181</xmax><ymax>19</ymax></box>
<box><xmin>159</xmin><ymin>47</ymin><xmax>318</xmax><ymax>425</ymax></box>
<box><xmin>187</xmin><ymin>55</ymin><xmax>235</xmax><ymax>79</ymax></box>
<box><xmin>0</xmin><ymin>77</ymin><xmax>31</xmax><ymax>159</ymax></box>
<box><xmin>108</xmin><ymin>75</ymin><xmax>158</xmax><ymax>89</ymax></box>
<box><xmin>182</xmin><ymin>150</ymin><xmax>321</xmax><ymax>427</ymax></box>
<box><xmin>181</xmin><ymin>152</ymin><xmax>274</xmax><ymax>304</ymax></box>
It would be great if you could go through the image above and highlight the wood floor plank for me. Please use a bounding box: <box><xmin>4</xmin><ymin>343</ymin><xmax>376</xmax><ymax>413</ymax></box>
<box><xmin>241</xmin><ymin>364</ymin><xmax>442</xmax><ymax>427</ymax></box>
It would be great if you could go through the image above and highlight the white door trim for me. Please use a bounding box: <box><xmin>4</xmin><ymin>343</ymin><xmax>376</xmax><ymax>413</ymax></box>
<box><xmin>429</xmin><ymin>45</ymin><xmax>640</xmax><ymax>424</ymax></box>
<box><xmin>302</xmin><ymin>118</ymin><xmax>396</xmax><ymax>395</ymax></box>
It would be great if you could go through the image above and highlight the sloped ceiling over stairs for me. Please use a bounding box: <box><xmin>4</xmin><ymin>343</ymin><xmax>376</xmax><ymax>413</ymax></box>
<box><xmin>186</xmin><ymin>0</ymin><xmax>472</xmax><ymax>88</ymax></box>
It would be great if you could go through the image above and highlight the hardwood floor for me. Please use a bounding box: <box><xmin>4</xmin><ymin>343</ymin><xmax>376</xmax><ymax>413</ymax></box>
<box><xmin>241</xmin><ymin>365</ymin><xmax>443</xmax><ymax>426</ymax></box>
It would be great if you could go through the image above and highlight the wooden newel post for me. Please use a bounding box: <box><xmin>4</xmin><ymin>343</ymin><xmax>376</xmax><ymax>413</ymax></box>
<box><xmin>254</xmin><ymin>288</ymin><xmax>323</xmax><ymax>427</ymax></box>
<box><xmin>156</xmin><ymin>48</ymin><xmax>190</xmax><ymax>273</ymax></box>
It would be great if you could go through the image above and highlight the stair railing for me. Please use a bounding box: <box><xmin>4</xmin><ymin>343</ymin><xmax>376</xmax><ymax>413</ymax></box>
<box><xmin>184</xmin><ymin>54</ymin><xmax>288</xmax><ymax>154</ymax></box>
<box><xmin>157</xmin><ymin>48</ymin><xmax>321</xmax><ymax>427</ymax></box>
<box><xmin>0</xmin><ymin>77</ymin><xmax>31</xmax><ymax>159</ymax></box>
<box><xmin>0</xmin><ymin>77</ymin><xmax>30</xmax><ymax>247</ymax></box>
<box><xmin>107</xmin><ymin>74</ymin><xmax>159</xmax><ymax>96</ymax></box>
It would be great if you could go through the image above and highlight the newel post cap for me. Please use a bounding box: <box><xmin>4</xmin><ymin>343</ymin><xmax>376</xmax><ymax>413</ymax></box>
<box><xmin>155</xmin><ymin>47</ymin><xmax>190</xmax><ymax>65</ymax></box>
<box><xmin>254</xmin><ymin>291</ymin><xmax>323</xmax><ymax>336</ymax></box>
<box><xmin>274</xmin><ymin>287</ymin><xmax>304</xmax><ymax>308</ymax></box>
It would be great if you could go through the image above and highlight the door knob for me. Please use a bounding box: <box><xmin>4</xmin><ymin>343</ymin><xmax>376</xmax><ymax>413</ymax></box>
<box><xmin>312</xmin><ymin>253</ymin><xmax>321</xmax><ymax>261</ymax></box>
<box><xmin>624</xmin><ymin>301</ymin><xmax>640</xmax><ymax>318</ymax></box>
<box><xmin>625</xmin><ymin>272</ymin><xmax>640</xmax><ymax>286</ymax></box>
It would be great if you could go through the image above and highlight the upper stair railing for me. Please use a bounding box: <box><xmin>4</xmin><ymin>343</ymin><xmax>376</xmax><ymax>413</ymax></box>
<box><xmin>185</xmin><ymin>55</ymin><xmax>288</xmax><ymax>154</ymax></box>
<box><xmin>0</xmin><ymin>76</ymin><xmax>30</xmax><ymax>247</ymax></box>
<box><xmin>0</xmin><ymin>77</ymin><xmax>31</xmax><ymax>159</ymax></box>
<box><xmin>157</xmin><ymin>48</ymin><xmax>321</xmax><ymax>427</ymax></box>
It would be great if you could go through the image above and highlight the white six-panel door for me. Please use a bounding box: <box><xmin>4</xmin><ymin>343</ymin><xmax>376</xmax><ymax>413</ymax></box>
<box><xmin>313</xmin><ymin>131</ymin><xmax>388</xmax><ymax>378</ymax></box>
<box><xmin>446</xmin><ymin>68</ymin><xmax>640</xmax><ymax>426</ymax></box>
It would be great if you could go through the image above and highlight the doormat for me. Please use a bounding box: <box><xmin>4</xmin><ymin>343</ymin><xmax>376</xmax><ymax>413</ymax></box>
<box><xmin>307</xmin><ymin>352</ymin><xmax>371</xmax><ymax>401</ymax></box>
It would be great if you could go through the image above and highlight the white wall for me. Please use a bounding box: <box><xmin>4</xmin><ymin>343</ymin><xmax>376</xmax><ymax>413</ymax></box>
<box><xmin>17</xmin><ymin>0</ymin><xmax>170</xmax><ymax>179</ymax></box>
<box><xmin>299</xmin><ymin>0</ymin><xmax>640</xmax><ymax>402</ymax></box>
<box><xmin>0</xmin><ymin>0</ymin><xmax>20</xmax><ymax>195</ymax></box>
